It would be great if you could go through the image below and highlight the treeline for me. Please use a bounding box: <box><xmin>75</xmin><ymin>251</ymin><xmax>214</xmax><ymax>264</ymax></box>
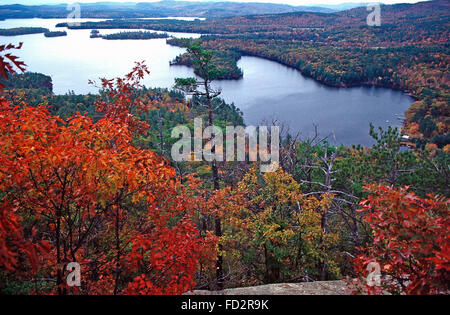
<box><xmin>56</xmin><ymin>19</ymin><xmax>204</xmax><ymax>33</ymax></box>
<box><xmin>0</xmin><ymin>28</ymin><xmax>69</xmax><ymax>38</ymax></box>
<box><xmin>208</xmin><ymin>39</ymin><xmax>448</xmax><ymax>144</ymax></box>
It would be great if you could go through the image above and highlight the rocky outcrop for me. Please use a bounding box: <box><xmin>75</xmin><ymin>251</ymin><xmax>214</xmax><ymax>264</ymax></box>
<box><xmin>186</xmin><ymin>281</ymin><xmax>349</xmax><ymax>295</ymax></box>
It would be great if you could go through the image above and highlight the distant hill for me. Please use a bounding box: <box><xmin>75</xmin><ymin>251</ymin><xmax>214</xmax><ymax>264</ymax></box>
<box><xmin>312</xmin><ymin>3</ymin><xmax>370</xmax><ymax>11</ymax></box>
<box><xmin>203</xmin><ymin>0</ymin><xmax>450</xmax><ymax>30</ymax></box>
<box><xmin>335</xmin><ymin>0</ymin><xmax>450</xmax><ymax>26</ymax></box>
<box><xmin>0</xmin><ymin>1</ymin><xmax>335</xmax><ymax>20</ymax></box>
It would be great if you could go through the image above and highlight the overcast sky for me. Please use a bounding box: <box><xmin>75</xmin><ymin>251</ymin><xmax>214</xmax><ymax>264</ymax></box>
<box><xmin>0</xmin><ymin>0</ymin><xmax>429</xmax><ymax>6</ymax></box>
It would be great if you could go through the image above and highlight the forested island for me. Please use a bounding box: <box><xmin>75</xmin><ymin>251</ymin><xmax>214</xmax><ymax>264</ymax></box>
<box><xmin>0</xmin><ymin>27</ymin><xmax>49</xmax><ymax>36</ymax></box>
<box><xmin>44</xmin><ymin>31</ymin><xmax>67</xmax><ymax>38</ymax></box>
<box><xmin>0</xmin><ymin>28</ymin><xmax>67</xmax><ymax>38</ymax></box>
<box><xmin>0</xmin><ymin>0</ymin><xmax>448</xmax><ymax>297</ymax></box>
<box><xmin>103</xmin><ymin>31</ymin><xmax>169</xmax><ymax>40</ymax></box>
<box><xmin>168</xmin><ymin>38</ymin><xmax>243</xmax><ymax>80</ymax></box>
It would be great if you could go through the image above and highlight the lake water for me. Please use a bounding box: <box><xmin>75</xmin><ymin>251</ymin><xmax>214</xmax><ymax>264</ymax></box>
<box><xmin>0</xmin><ymin>18</ymin><xmax>414</xmax><ymax>146</ymax></box>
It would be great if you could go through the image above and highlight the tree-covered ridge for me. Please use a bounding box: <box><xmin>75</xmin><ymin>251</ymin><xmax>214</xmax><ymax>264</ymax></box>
<box><xmin>0</xmin><ymin>72</ymin><xmax>53</xmax><ymax>92</ymax></box>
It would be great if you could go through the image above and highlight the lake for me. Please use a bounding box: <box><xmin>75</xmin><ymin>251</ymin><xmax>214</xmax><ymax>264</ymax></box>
<box><xmin>0</xmin><ymin>18</ymin><xmax>414</xmax><ymax>146</ymax></box>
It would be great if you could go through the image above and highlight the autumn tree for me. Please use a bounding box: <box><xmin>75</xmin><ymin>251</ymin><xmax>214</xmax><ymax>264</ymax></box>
<box><xmin>93</xmin><ymin>61</ymin><xmax>151</xmax><ymax>134</ymax></box>
<box><xmin>351</xmin><ymin>185</ymin><xmax>449</xmax><ymax>295</ymax></box>
<box><xmin>219</xmin><ymin>168</ymin><xmax>340</xmax><ymax>285</ymax></box>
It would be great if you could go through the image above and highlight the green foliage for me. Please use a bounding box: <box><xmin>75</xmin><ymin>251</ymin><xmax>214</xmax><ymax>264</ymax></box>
<box><xmin>221</xmin><ymin>169</ymin><xmax>341</xmax><ymax>284</ymax></box>
<box><xmin>431</xmin><ymin>133</ymin><xmax>450</xmax><ymax>148</ymax></box>
<box><xmin>334</xmin><ymin>124</ymin><xmax>449</xmax><ymax>197</ymax></box>
<box><xmin>190</xmin><ymin>95</ymin><xmax>244</xmax><ymax>126</ymax></box>
<box><xmin>419</xmin><ymin>116</ymin><xmax>438</xmax><ymax>138</ymax></box>
<box><xmin>187</xmin><ymin>40</ymin><xmax>226</xmax><ymax>81</ymax></box>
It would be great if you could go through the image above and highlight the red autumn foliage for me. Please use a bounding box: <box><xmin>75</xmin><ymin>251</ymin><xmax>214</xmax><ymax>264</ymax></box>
<box><xmin>0</xmin><ymin>99</ymin><xmax>51</xmax><ymax>273</ymax></box>
<box><xmin>124</xmin><ymin>218</ymin><xmax>217</xmax><ymax>295</ymax></box>
<box><xmin>352</xmin><ymin>185</ymin><xmax>449</xmax><ymax>295</ymax></box>
<box><xmin>92</xmin><ymin>61</ymin><xmax>151</xmax><ymax>134</ymax></box>
<box><xmin>0</xmin><ymin>43</ymin><xmax>26</xmax><ymax>89</ymax></box>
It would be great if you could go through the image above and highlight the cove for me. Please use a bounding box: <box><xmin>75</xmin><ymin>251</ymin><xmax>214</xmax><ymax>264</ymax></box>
<box><xmin>215</xmin><ymin>56</ymin><xmax>414</xmax><ymax>146</ymax></box>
